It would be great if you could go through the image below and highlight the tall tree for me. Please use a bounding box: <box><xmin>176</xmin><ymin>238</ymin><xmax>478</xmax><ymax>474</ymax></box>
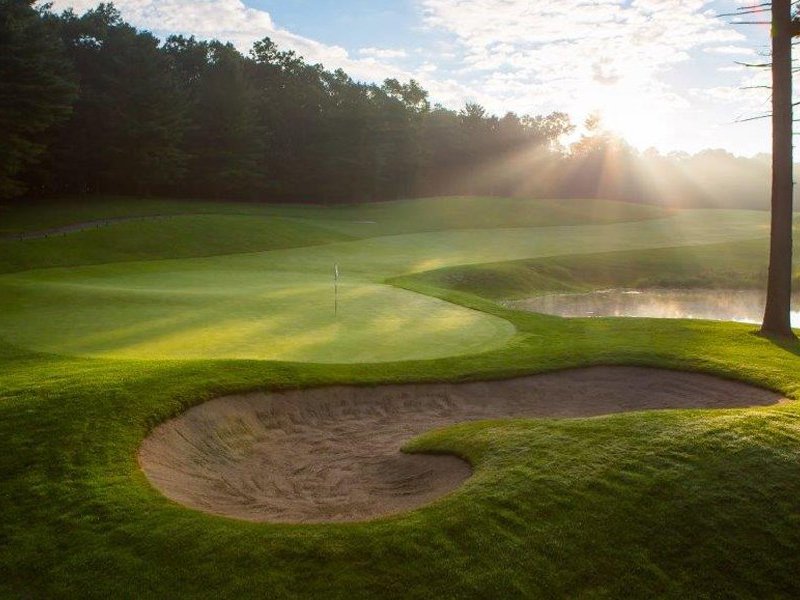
<box><xmin>761</xmin><ymin>0</ymin><xmax>797</xmax><ymax>339</ymax></box>
<box><xmin>5</xmin><ymin>5</ymin><xmax>577</xmax><ymax>204</ymax></box>
<box><xmin>44</xmin><ymin>4</ymin><xmax>187</xmax><ymax>196</ymax></box>
<box><xmin>180</xmin><ymin>40</ymin><xmax>263</xmax><ymax>198</ymax></box>
<box><xmin>0</xmin><ymin>0</ymin><xmax>75</xmax><ymax>198</ymax></box>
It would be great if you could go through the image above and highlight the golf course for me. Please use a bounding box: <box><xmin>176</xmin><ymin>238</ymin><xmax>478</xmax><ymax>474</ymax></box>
<box><xmin>2</xmin><ymin>195</ymin><xmax>800</xmax><ymax>598</ymax></box>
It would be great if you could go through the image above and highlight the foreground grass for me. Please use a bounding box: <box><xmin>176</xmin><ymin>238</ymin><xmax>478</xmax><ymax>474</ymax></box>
<box><xmin>2</xmin><ymin>308</ymin><xmax>800</xmax><ymax>598</ymax></box>
<box><xmin>2</xmin><ymin>196</ymin><xmax>800</xmax><ymax>598</ymax></box>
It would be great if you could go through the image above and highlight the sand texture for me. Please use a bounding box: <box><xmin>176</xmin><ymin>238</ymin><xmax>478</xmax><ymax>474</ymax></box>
<box><xmin>138</xmin><ymin>367</ymin><xmax>784</xmax><ymax>523</ymax></box>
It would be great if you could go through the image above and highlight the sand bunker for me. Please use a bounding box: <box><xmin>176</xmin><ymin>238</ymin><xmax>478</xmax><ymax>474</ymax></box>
<box><xmin>139</xmin><ymin>367</ymin><xmax>784</xmax><ymax>523</ymax></box>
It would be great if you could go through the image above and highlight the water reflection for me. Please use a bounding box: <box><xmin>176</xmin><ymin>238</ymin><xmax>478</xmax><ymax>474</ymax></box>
<box><xmin>508</xmin><ymin>289</ymin><xmax>800</xmax><ymax>327</ymax></box>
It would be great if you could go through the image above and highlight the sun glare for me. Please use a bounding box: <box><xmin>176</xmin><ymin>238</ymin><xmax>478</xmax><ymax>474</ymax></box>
<box><xmin>584</xmin><ymin>87</ymin><xmax>671</xmax><ymax>151</ymax></box>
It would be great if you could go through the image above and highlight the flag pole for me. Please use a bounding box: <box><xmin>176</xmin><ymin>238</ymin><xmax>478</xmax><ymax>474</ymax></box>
<box><xmin>334</xmin><ymin>263</ymin><xmax>339</xmax><ymax>317</ymax></box>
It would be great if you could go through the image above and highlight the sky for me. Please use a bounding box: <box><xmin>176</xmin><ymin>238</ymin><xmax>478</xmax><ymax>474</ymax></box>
<box><xmin>47</xmin><ymin>0</ymin><xmax>780</xmax><ymax>156</ymax></box>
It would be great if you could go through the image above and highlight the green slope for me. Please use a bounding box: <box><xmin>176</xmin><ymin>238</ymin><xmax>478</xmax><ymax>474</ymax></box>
<box><xmin>1</xmin><ymin>302</ymin><xmax>799</xmax><ymax>598</ymax></box>
<box><xmin>0</xmin><ymin>209</ymin><xmax>769</xmax><ymax>362</ymax></box>
<box><xmin>2</xmin><ymin>196</ymin><xmax>800</xmax><ymax>599</ymax></box>
<box><xmin>0</xmin><ymin>214</ymin><xmax>356</xmax><ymax>273</ymax></box>
<box><xmin>0</xmin><ymin>195</ymin><xmax>667</xmax><ymax>237</ymax></box>
<box><xmin>395</xmin><ymin>235</ymin><xmax>800</xmax><ymax>301</ymax></box>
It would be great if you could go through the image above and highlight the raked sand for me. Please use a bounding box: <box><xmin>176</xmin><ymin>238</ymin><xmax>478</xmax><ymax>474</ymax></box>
<box><xmin>139</xmin><ymin>367</ymin><xmax>785</xmax><ymax>523</ymax></box>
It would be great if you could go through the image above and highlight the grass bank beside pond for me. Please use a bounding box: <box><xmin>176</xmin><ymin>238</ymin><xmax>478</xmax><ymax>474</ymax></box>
<box><xmin>1</xmin><ymin>196</ymin><xmax>799</xmax><ymax>598</ymax></box>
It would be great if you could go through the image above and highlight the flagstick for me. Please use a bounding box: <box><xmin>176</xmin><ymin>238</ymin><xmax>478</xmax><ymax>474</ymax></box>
<box><xmin>334</xmin><ymin>263</ymin><xmax>339</xmax><ymax>317</ymax></box>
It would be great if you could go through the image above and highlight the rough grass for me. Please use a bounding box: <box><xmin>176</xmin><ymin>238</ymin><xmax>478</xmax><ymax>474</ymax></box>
<box><xmin>2</xmin><ymin>306</ymin><xmax>800</xmax><ymax>599</ymax></box>
<box><xmin>0</xmin><ymin>196</ymin><xmax>670</xmax><ymax>274</ymax></box>
<box><xmin>1</xmin><ymin>196</ymin><xmax>799</xmax><ymax>598</ymax></box>
<box><xmin>397</xmin><ymin>237</ymin><xmax>800</xmax><ymax>300</ymax></box>
<box><xmin>0</xmin><ymin>195</ymin><xmax>667</xmax><ymax>236</ymax></box>
<box><xmin>0</xmin><ymin>214</ymin><xmax>356</xmax><ymax>273</ymax></box>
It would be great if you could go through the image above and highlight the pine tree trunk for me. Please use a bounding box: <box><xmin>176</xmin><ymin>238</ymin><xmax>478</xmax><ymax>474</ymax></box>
<box><xmin>761</xmin><ymin>0</ymin><xmax>797</xmax><ymax>339</ymax></box>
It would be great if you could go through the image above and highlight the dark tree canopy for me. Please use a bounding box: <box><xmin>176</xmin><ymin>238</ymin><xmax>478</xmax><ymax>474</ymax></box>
<box><xmin>0</xmin><ymin>2</ymin><xmax>575</xmax><ymax>202</ymax></box>
<box><xmin>38</xmin><ymin>4</ymin><xmax>187</xmax><ymax>196</ymax></box>
<box><xmin>0</xmin><ymin>2</ymin><xmax>793</xmax><ymax>209</ymax></box>
<box><xmin>0</xmin><ymin>0</ymin><xmax>76</xmax><ymax>198</ymax></box>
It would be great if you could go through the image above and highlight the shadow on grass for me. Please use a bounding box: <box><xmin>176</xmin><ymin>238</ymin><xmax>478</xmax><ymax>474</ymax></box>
<box><xmin>754</xmin><ymin>330</ymin><xmax>800</xmax><ymax>357</ymax></box>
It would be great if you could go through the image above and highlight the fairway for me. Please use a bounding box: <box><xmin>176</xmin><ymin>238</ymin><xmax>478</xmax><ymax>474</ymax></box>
<box><xmin>0</xmin><ymin>204</ymin><xmax>770</xmax><ymax>362</ymax></box>
<box><xmin>2</xmin><ymin>197</ymin><xmax>800</xmax><ymax>599</ymax></box>
<box><xmin>7</xmin><ymin>3</ymin><xmax>800</xmax><ymax>596</ymax></box>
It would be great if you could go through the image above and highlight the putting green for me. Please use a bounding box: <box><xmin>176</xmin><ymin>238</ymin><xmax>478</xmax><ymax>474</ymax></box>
<box><xmin>0</xmin><ymin>205</ymin><xmax>770</xmax><ymax>363</ymax></box>
<box><xmin>0</xmin><ymin>274</ymin><xmax>514</xmax><ymax>362</ymax></box>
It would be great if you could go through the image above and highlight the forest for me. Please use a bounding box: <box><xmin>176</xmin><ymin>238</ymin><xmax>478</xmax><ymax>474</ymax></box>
<box><xmin>0</xmin><ymin>1</ymin><xmax>786</xmax><ymax>207</ymax></box>
<box><xmin>2</xmin><ymin>1</ymin><xmax>800</xmax><ymax>597</ymax></box>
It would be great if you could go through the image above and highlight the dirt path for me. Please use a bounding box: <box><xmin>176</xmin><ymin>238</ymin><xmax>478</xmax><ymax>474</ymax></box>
<box><xmin>138</xmin><ymin>367</ymin><xmax>785</xmax><ymax>524</ymax></box>
<box><xmin>0</xmin><ymin>214</ymin><xmax>175</xmax><ymax>241</ymax></box>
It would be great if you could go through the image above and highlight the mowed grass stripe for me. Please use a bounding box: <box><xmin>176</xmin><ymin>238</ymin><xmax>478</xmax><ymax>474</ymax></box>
<box><xmin>4</xmin><ymin>208</ymin><xmax>770</xmax><ymax>281</ymax></box>
<box><xmin>0</xmin><ymin>195</ymin><xmax>667</xmax><ymax>236</ymax></box>
<box><xmin>397</xmin><ymin>235</ymin><xmax>800</xmax><ymax>301</ymax></box>
<box><xmin>0</xmin><ymin>278</ymin><xmax>515</xmax><ymax>361</ymax></box>
<box><xmin>0</xmin><ymin>208</ymin><xmax>770</xmax><ymax>362</ymax></box>
<box><xmin>0</xmin><ymin>214</ymin><xmax>357</xmax><ymax>274</ymax></box>
<box><xmin>0</xmin><ymin>197</ymin><xmax>669</xmax><ymax>274</ymax></box>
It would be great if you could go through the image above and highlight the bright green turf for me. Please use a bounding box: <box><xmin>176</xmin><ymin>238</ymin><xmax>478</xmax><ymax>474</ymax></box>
<box><xmin>0</xmin><ymin>214</ymin><xmax>356</xmax><ymax>273</ymax></box>
<box><xmin>0</xmin><ymin>196</ymin><xmax>668</xmax><ymax>274</ymax></box>
<box><xmin>0</xmin><ymin>195</ymin><xmax>666</xmax><ymax>236</ymax></box>
<box><xmin>0</xmin><ymin>273</ymin><xmax>514</xmax><ymax>361</ymax></box>
<box><xmin>0</xmin><ymin>208</ymin><xmax>769</xmax><ymax>362</ymax></box>
<box><xmin>2</xmin><ymin>196</ymin><xmax>800</xmax><ymax>598</ymax></box>
<box><xmin>271</xmin><ymin>196</ymin><xmax>670</xmax><ymax>236</ymax></box>
<box><xmin>397</xmin><ymin>236</ymin><xmax>800</xmax><ymax>300</ymax></box>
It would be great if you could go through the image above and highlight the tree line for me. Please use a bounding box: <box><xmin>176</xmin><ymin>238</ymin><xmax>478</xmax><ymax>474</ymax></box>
<box><xmin>0</xmin><ymin>0</ymin><xmax>791</xmax><ymax>210</ymax></box>
<box><xmin>2</xmin><ymin>1</ymin><xmax>575</xmax><ymax>202</ymax></box>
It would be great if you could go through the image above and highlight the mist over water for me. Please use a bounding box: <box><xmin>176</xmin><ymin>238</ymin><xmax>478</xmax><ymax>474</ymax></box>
<box><xmin>509</xmin><ymin>289</ymin><xmax>800</xmax><ymax>328</ymax></box>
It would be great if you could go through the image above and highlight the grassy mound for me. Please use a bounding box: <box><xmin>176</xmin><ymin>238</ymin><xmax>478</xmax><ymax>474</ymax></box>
<box><xmin>395</xmin><ymin>237</ymin><xmax>800</xmax><ymax>301</ymax></box>
<box><xmin>0</xmin><ymin>196</ymin><xmax>670</xmax><ymax>275</ymax></box>
<box><xmin>0</xmin><ymin>195</ymin><xmax>666</xmax><ymax>236</ymax></box>
<box><xmin>0</xmin><ymin>205</ymin><xmax>769</xmax><ymax>362</ymax></box>
<box><xmin>0</xmin><ymin>214</ymin><xmax>357</xmax><ymax>273</ymax></box>
<box><xmin>1</xmin><ymin>196</ymin><xmax>799</xmax><ymax>598</ymax></box>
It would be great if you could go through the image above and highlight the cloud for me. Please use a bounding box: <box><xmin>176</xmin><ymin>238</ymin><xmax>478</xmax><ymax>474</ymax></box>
<box><xmin>43</xmin><ymin>0</ymin><xmax>774</xmax><ymax>152</ymax></box>
<box><xmin>44</xmin><ymin>0</ymin><xmax>482</xmax><ymax>114</ymax></box>
<box><xmin>359</xmin><ymin>47</ymin><xmax>408</xmax><ymax>59</ymax></box>
<box><xmin>704</xmin><ymin>45</ymin><xmax>756</xmax><ymax>55</ymax></box>
<box><xmin>46</xmin><ymin>0</ymin><xmax>402</xmax><ymax>81</ymax></box>
<box><xmin>592</xmin><ymin>58</ymin><xmax>621</xmax><ymax>85</ymax></box>
<box><xmin>417</xmin><ymin>0</ymin><xmax>749</xmax><ymax>138</ymax></box>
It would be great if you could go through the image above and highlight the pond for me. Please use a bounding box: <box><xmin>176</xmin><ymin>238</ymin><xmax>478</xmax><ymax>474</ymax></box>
<box><xmin>507</xmin><ymin>289</ymin><xmax>800</xmax><ymax>327</ymax></box>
